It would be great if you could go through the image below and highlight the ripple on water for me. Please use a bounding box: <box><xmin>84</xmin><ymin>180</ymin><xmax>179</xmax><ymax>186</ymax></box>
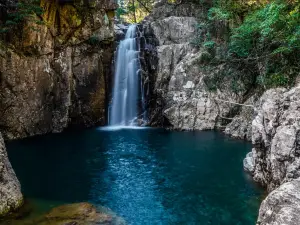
<box><xmin>6</xmin><ymin>129</ymin><xmax>264</xmax><ymax>225</ymax></box>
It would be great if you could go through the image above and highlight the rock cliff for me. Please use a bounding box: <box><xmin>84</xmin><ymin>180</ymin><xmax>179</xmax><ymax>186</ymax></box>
<box><xmin>240</xmin><ymin>86</ymin><xmax>300</xmax><ymax>224</ymax></box>
<box><xmin>0</xmin><ymin>132</ymin><xmax>23</xmax><ymax>216</ymax></box>
<box><xmin>0</xmin><ymin>0</ymin><xmax>117</xmax><ymax>140</ymax></box>
<box><xmin>257</xmin><ymin>179</ymin><xmax>300</xmax><ymax>225</ymax></box>
<box><xmin>245</xmin><ymin>87</ymin><xmax>300</xmax><ymax>192</ymax></box>
<box><xmin>141</xmin><ymin>1</ymin><xmax>255</xmax><ymax>133</ymax></box>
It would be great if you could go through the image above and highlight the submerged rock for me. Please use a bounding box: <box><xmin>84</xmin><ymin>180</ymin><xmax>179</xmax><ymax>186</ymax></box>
<box><xmin>2</xmin><ymin>202</ymin><xmax>125</xmax><ymax>225</ymax></box>
<box><xmin>0</xmin><ymin>133</ymin><xmax>23</xmax><ymax>216</ymax></box>
<box><xmin>257</xmin><ymin>179</ymin><xmax>300</xmax><ymax>225</ymax></box>
<box><xmin>42</xmin><ymin>203</ymin><xmax>125</xmax><ymax>225</ymax></box>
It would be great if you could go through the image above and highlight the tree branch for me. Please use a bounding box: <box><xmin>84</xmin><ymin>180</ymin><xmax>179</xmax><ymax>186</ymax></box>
<box><xmin>136</xmin><ymin>0</ymin><xmax>151</xmax><ymax>13</ymax></box>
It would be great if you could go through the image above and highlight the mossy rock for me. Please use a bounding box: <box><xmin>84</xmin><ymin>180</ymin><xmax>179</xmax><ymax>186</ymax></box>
<box><xmin>42</xmin><ymin>203</ymin><xmax>126</xmax><ymax>225</ymax></box>
<box><xmin>1</xmin><ymin>203</ymin><xmax>126</xmax><ymax>225</ymax></box>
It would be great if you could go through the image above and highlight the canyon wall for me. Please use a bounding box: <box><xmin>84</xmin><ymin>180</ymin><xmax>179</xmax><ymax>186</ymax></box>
<box><xmin>141</xmin><ymin>1</ymin><xmax>256</xmax><ymax>138</ymax></box>
<box><xmin>0</xmin><ymin>0</ymin><xmax>117</xmax><ymax>140</ymax></box>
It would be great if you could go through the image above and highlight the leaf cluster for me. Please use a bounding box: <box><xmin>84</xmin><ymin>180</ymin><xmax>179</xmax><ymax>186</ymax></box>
<box><xmin>196</xmin><ymin>0</ymin><xmax>300</xmax><ymax>90</ymax></box>
<box><xmin>0</xmin><ymin>0</ymin><xmax>43</xmax><ymax>33</ymax></box>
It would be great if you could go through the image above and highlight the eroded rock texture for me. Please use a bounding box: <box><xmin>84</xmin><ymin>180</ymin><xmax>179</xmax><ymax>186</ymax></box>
<box><xmin>141</xmin><ymin>2</ymin><xmax>253</xmax><ymax>131</ymax></box>
<box><xmin>0</xmin><ymin>132</ymin><xmax>23</xmax><ymax>216</ymax></box>
<box><xmin>0</xmin><ymin>0</ymin><xmax>117</xmax><ymax>140</ymax></box>
<box><xmin>225</xmin><ymin>97</ymin><xmax>257</xmax><ymax>141</ymax></box>
<box><xmin>257</xmin><ymin>179</ymin><xmax>300</xmax><ymax>225</ymax></box>
<box><xmin>240</xmin><ymin>87</ymin><xmax>300</xmax><ymax>225</ymax></box>
<box><xmin>245</xmin><ymin>87</ymin><xmax>300</xmax><ymax>191</ymax></box>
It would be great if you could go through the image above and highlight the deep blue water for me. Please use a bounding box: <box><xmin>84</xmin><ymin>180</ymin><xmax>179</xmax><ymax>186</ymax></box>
<box><xmin>6</xmin><ymin>128</ymin><xmax>263</xmax><ymax>225</ymax></box>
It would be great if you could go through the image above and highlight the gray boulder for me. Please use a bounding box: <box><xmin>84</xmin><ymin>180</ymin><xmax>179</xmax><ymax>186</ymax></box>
<box><xmin>257</xmin><ymin>179</ymin><xmax>300</xmax><ymax>225</ymax></box>
<box><xmin>244</xmin><ymin>152</ymin><xmax>255</xmax><ymax>174</ymax></box>
<box><xmin>0</xmin><ymin>133</ymin><xmax>23</xmax><ymax>216</ymax></box>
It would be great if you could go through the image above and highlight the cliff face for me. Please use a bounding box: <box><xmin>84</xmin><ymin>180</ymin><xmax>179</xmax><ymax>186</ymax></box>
<box><xmin>141</xmin><ymin>1</ymin><xmax>255</xmax><ymax>133</ymax></box>
<box><xmin>240</xmin><ymin>87</ymin><xmax>300</xmax><ymax>225</ymax></box>
<box><xmin>257</xmin><ymin>178</ymin><xmax>300</xmax><ymax>225</ymax></box>
<box><xmin>245</xmin><ymin>87</ymin><xmax>300</xmax><ymax>191</ymax></box>
<box><xmin>0</xmin><ymin>0</ymin><xmax>117</xmax><ymax>140</ymax></box>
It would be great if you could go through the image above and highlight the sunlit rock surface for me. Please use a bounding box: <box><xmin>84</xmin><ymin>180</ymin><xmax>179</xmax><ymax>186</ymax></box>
<box><xmin>141</xmin><ymin>1</ymin><xmax>251</xmax><ymax>131</ymax></box>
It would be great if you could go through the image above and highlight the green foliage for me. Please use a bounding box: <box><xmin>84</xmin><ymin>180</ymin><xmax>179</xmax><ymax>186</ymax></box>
<box><xmin>87</xmin><ymin>36</ymin><xmax>101</xmax><ymax>46</ymax></box>
<box><xmin>208</xmin><ymin>7</ymin><xmax>230</xmax><ymax>21</ymax></box>
<box><xmin>203</xmin><ymin>40</ymin><xmax>216</xmax><ymax>49</ymax></box>
<box><xmin>116</xmin><ymin>0</ymin><xmax>155</xmax><ymax>23</ymax></box>
<box><xmin>0</xmin><ymin>0</ymin><xmax>43</xmax><ymax>33</ymax></box>
<box><xmin>228</xmin><ymin>1</ymin><xmax>300</xmax><ymax>88</ymax></box>
<box><xmin>116</xmin><ymin>7</ymin><xmax>127</xmax><ymax>20</ymax></box>
<box><xmin>196</xmin><ymin>0</ymin><xmax>300</xmax><ymax>91</ymax></box>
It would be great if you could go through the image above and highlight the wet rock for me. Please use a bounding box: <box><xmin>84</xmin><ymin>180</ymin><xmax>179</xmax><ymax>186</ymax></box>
<box><xmin>0</xmin><ymin>132</ymin><xmax>23</xmax><ymax>216</ymax></box>
<box><xmin>42</xmin><ymin>203</ymin><xmax>125</xmax><ymax>225</ymax></box>
<box><xmin>114</xmin><ymin>24</ymin><xmax>128</xmax><ymax>41</ymax></box>
<box><xmin>2</xmin><ymin>203</ymin><xmax>126</xmax><ymax>225</ymax></box>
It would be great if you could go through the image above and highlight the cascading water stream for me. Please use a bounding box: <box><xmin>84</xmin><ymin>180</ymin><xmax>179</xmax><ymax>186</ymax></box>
<box><xmin>109</xmin><ymin>24</ymin><xmax>144</xmax><ymax>127</ymax></box>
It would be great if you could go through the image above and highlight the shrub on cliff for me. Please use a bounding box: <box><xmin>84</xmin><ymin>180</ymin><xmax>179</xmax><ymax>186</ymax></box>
<box><xmin>0</xmin><ymin>0</ymin><xmax>43</xmax><ymax>34</ymax></box>
<box><xmin>229</xmin><ymin>1</ymin><xmax>300</xmax><ymax>88</ymax></box>
<box><xmin>198</xmin><ymin>0</ymin><xmax>300</xmax><ymax>90</ymax></box>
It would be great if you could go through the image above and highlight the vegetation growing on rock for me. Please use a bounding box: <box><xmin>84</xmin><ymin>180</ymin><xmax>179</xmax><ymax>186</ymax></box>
<box><xmin>195</xmin><ymin>0</ymin><xmax>300</xmax><ymax>91</ymax></box>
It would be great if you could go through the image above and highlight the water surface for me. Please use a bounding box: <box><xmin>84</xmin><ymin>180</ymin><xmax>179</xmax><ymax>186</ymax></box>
<box><xmin>7</xmin><ymin>128</ymin><xmax>263</xmax><ymax>224</ymax></box>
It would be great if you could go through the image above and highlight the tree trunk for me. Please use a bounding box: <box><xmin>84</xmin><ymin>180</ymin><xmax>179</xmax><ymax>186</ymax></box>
<box><xmin>132</xmin><ymin>0</ymin><xmax>137</xmax><ymax>23</ymax></box>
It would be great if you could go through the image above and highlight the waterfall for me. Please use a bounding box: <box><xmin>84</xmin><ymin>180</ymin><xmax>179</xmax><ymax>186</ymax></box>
<box><xmin>109</xmin><ymin>24</ymin><xmax>144</xmax><ymax>127</ymax></box>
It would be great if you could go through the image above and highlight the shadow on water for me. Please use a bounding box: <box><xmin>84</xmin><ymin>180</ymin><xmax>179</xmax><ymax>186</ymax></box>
<box><xmin>6</xmin><ymin>128</ymin><xmax>264</xmax><ymax>225</ymax></box>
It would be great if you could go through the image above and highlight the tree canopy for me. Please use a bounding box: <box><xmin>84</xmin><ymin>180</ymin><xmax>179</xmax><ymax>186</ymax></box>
<box><xmin>197</xmin><ymin>0</ymin><xmax>300</xmax><ymax>90</ymax></box>
<box><xmin>116</xmin><ymin>0</ymin><xmax>155</xmax><ymax>23</ymax></box>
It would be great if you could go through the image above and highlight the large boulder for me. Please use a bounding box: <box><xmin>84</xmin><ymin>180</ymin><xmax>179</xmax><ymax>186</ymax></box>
<box><xmin>42</xmin><ymin>202</ymin><xmax>126</xmax><ymax>225</ymax></box>
<box><xmin>257</xmin><ymin>179</ymin><xmax>300</xmax><ymax>225</ymax></box>
<box><xmin>2</xmin><ymin>202</ymin><xmax>126</xmax><ymax>225</ymax></box>
<box><xmin>0</xmin><ymin>133</ymin><xmax>23</xmax><ymax>216</ymax></box>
